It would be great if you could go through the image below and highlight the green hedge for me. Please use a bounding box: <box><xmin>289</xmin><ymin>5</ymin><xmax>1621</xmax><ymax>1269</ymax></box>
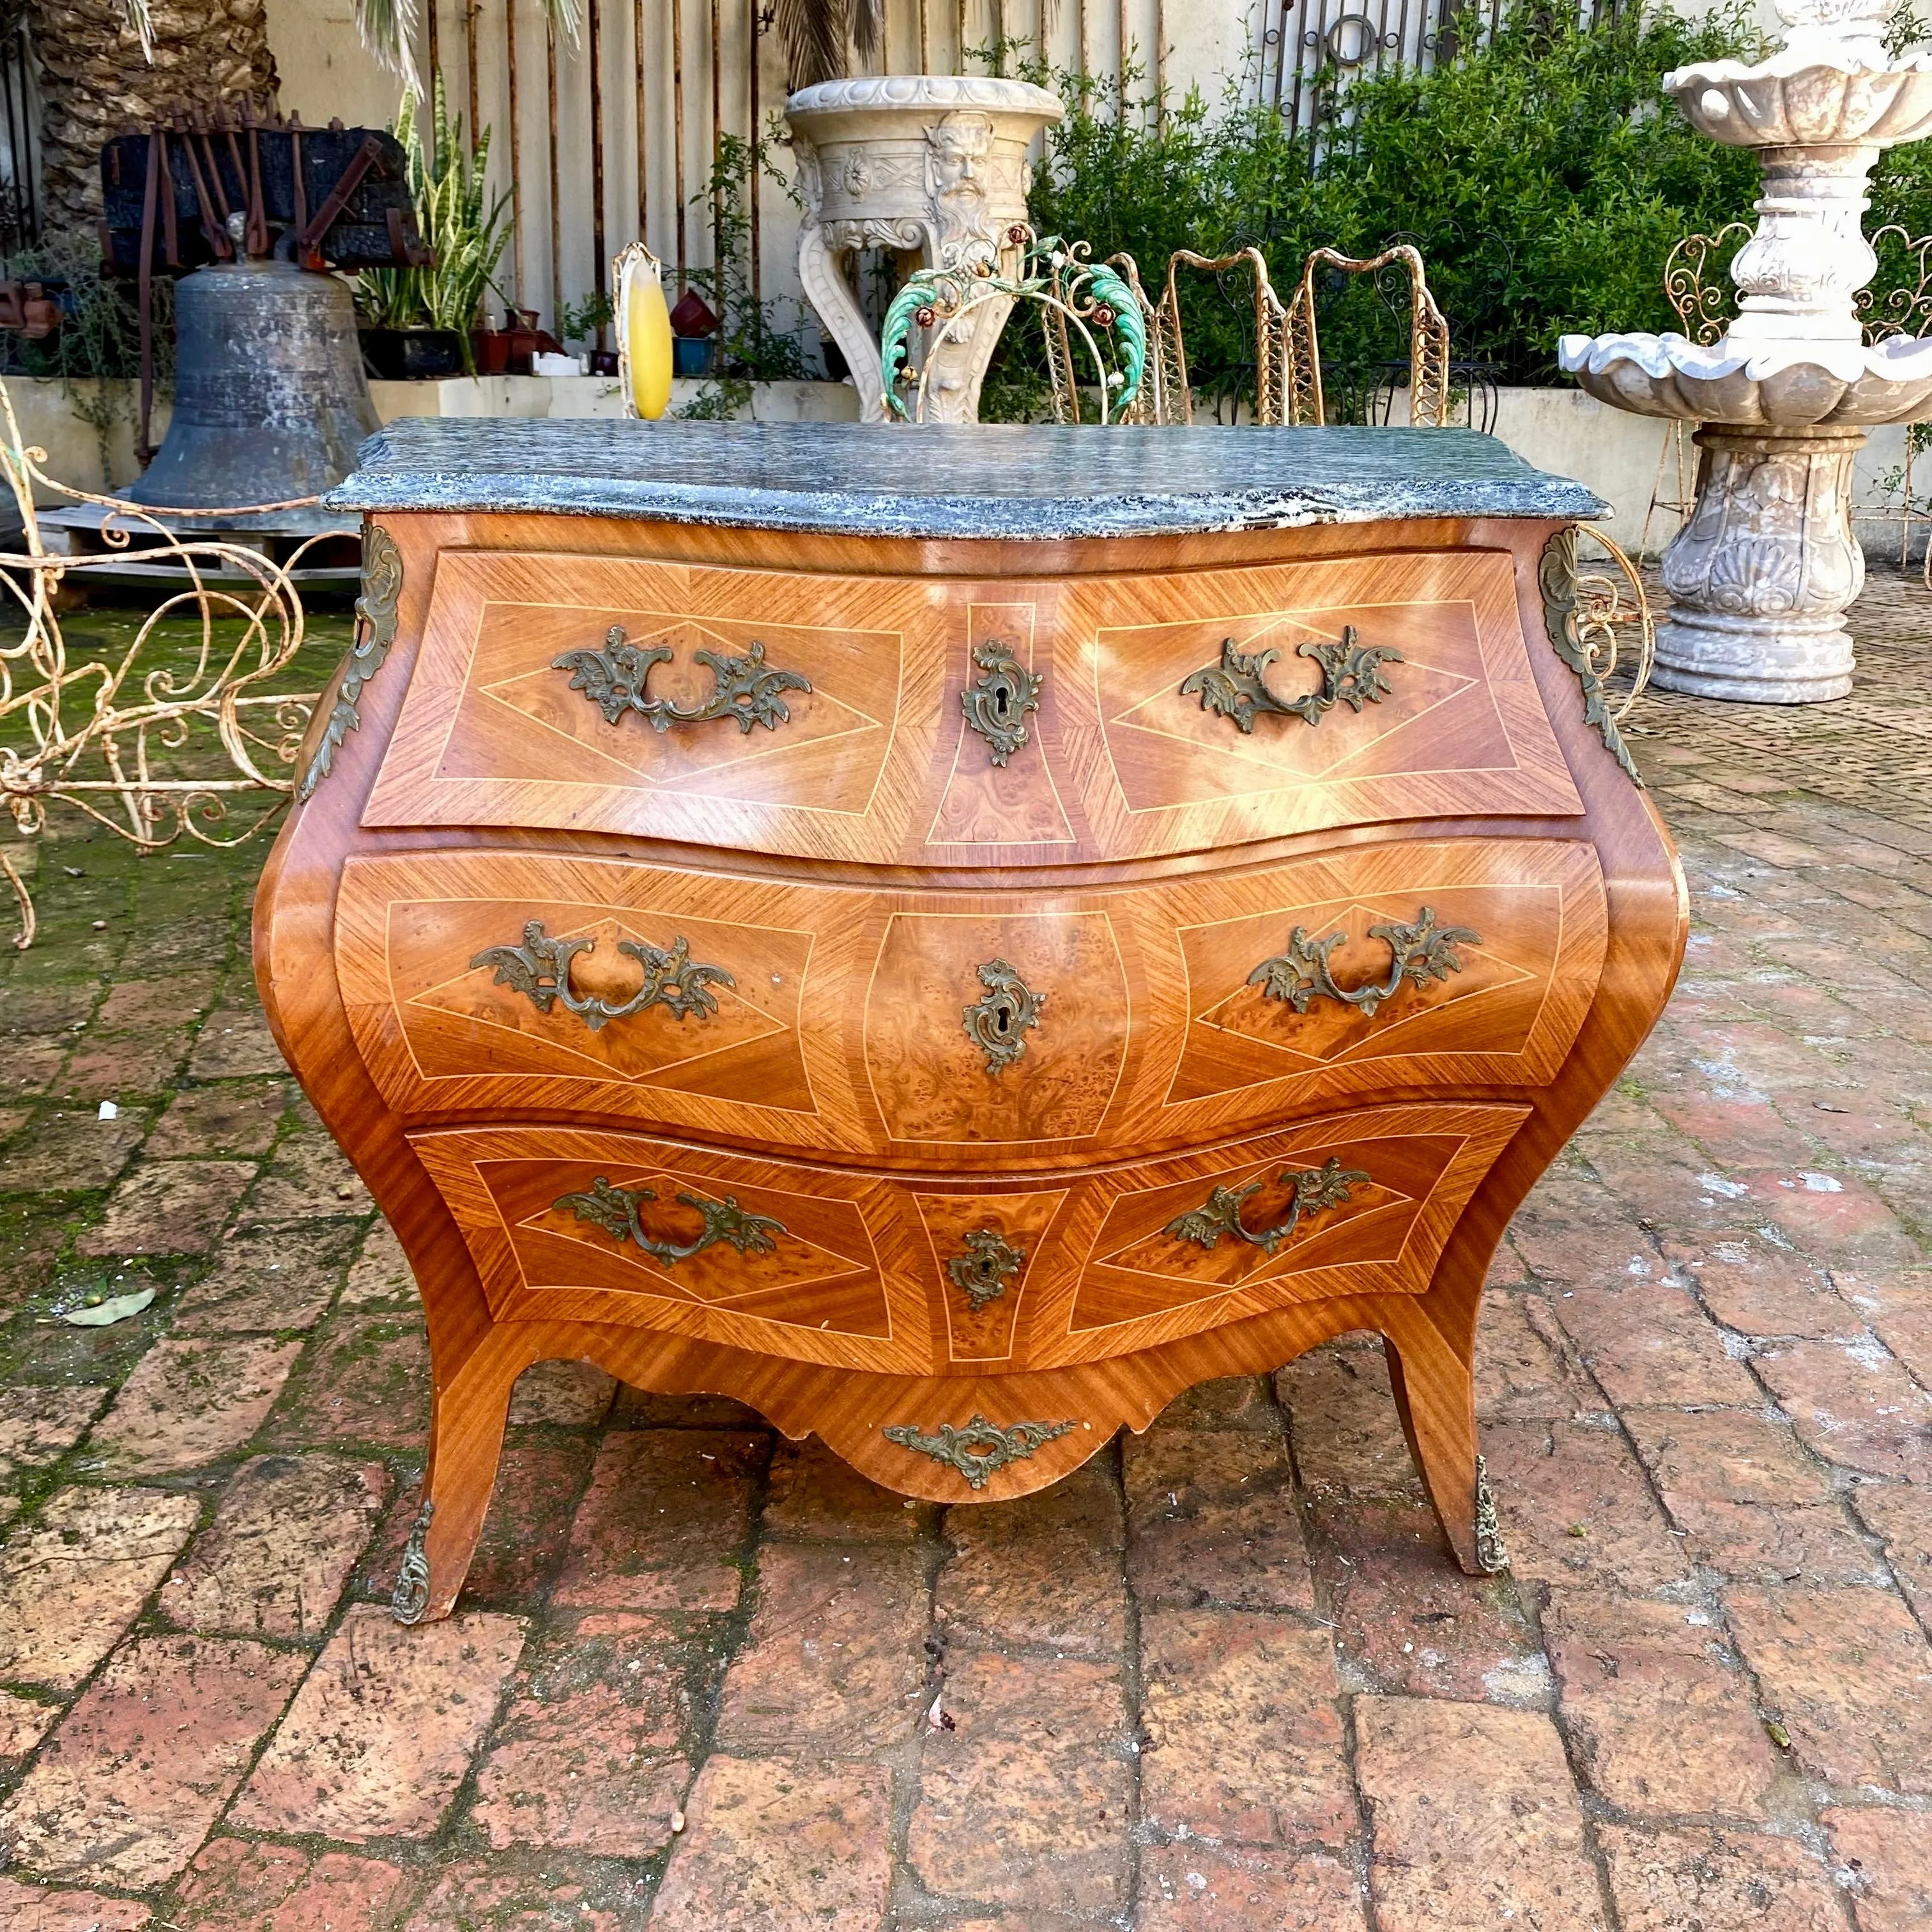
<box><xmin>990</xmin><ymin>1</ymin><xmax>1932</xmax><ymax>414</ymax></box>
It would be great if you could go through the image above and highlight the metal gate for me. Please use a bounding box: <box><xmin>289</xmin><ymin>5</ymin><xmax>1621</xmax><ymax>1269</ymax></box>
<box><xmin>0</xmin><ymin>14</ymin><xmax>39</xmax><ymax>256</ymax></box>
<box><xmin>1261</xmin><ymin>0</ymin><xmax>1627</xmax><ymax>130</ymax></box>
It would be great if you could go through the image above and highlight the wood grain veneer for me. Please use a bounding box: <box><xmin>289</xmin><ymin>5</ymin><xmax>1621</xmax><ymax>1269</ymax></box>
<box><xmin>256</xmin><ymin>505</ymin><xmax>1685</xmax><ymax>1620</ymax></box>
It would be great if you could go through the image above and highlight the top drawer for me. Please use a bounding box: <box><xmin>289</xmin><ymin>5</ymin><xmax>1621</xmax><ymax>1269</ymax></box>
<box><xmin>360</xmin><ymin>545</ymin><xmax>1582</xmax><ymax>862</ymax></box>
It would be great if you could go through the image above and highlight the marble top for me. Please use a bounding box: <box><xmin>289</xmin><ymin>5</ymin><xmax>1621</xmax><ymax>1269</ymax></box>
<box><xmin>326</xmin><ymin>418</ymin><xmax>1604</xmax><ymax>539</ymax></box>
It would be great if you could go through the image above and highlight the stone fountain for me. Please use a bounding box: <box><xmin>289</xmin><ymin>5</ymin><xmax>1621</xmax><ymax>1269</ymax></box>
<box><xmin>1559</xmin><ymin>0</ymin><xmax>1932</xmax><ymax>702</ymax></box>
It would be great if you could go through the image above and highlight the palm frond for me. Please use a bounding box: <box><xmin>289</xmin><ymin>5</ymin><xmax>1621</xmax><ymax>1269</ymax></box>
<box><xmin>772</xmin><ymin>0</ymin><xmax>849</xmax><ymax>90</ymax></box>
<box><xmin>111</xmin><ymin>0</ymin><xmax>155</xmax><ymax>61</ymax></box>
<box><xmin>850</xmin><ymin>0</ymin><xmax>882</xmax><ymax>63</ymax></box>
<box><xmin>355</xmin><ymin>0</ymin><xmax>424</xmax><ymax>97</ymax></box>
<box><xmin>355</xmin><ymin>0</ymin><xmax>579</xmax><ymax>98</ymax></box>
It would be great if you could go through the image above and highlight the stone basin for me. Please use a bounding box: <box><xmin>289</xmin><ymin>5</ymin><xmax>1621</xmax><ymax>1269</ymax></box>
<box><xmin>1556</xmin><ymin>328</ymin><xmax>1932</xmax><ymax>426</ymax></box>
<box><xmin>1666</xmin><ymin>48</ymin><xmax>1932</xmax><ymax>146</ymax></box>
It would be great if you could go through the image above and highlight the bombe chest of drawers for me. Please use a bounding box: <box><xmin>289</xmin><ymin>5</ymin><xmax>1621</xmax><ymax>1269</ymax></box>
<box><xmin>257</xmin><ymin>418</ymin><xmax>1684</xmax><ymax>1621</ymax></box>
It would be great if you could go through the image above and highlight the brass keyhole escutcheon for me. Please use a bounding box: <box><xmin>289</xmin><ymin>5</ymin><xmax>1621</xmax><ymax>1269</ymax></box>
<box><xmin>962</xmin><ymin>958</ymin><xmax>1045</xmax><ymax>1075</ymax></box>
<box><xmin>947</xmin><ymin>1227</ymin><xmax>1025</xmax><ymax>1310</ymax></box>
<box><xmin>961</xmin><ymin>640</ymin><xmax>1043</xmax><ymax>767</ymax></box>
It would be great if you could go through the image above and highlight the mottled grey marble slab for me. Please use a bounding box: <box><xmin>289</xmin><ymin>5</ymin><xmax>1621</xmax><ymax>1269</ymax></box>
<box><xmin>327</xmin><ymin>417</ymin><xmax>1604</xmax><ymax>537</ymax></box>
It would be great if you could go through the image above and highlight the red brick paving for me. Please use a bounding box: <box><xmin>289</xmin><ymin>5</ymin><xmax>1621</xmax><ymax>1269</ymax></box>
<box><xmin>0</xmin><ymin>1634</ymin><xmax>306</xmax><ymax>1887</ymax></box>
<box><xmin>173</xmin><ymin>1837</ymin><xmax>411</xmax><ymax>1932</ymax></box>
<box><xmin>1542</xmin><ymin>1589</ymin><xmax>1783</xmax><ymax>1818</ymax></box>
<box><xmin>160</xmin><ymin>1452</ymin><xmax>388</xmax><ymax>1639</ymax></box>
<box><xmin>1123</xmin><ymin>1420</ymin><xmax>1315</xmax><ymax>1612</ymax></box>
<box><xmin>231</xmin><ymin>1604</ymin><xmax>526</xmax><ymax>1840</ymax></box>
<box><xmin>652</xmin><ymin>1754</ymin><xmax>893</xmax><ymax>1930</ymax></box>
<box><xmin>551</xmin><ymin>1429</ymin><xmax>764</xmax><ymax>1613</ymax></box>
<box><xmin>470</xmin><ymin>1615</ymin><xmax>694</xmax><ymax>1856</ymax></box>
<box><xmin>3</xmin><ymin>581</ymin><xmax>1932</xmax><ymax>1925</ymax></box>
<box><xmin>1356</xmin><ymin>1696</ymin><xmax>1607</xmax><ymax>1929</ymax></box>
<box><xmin>1139</xmin><ymin>1606</ymin><xmax>1351</xmax><ymax>1846</ymax></box>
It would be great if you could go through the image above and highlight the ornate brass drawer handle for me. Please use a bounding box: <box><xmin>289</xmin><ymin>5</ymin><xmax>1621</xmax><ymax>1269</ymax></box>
<box><xmin>883</xmin><ymin>1413</ymin><xmax>1077</xmax><ymax>1490</ymax></box>
<box><xmin>471</xmin><ymin>920</ymin><xmax>733</xmax><ymax>1031</ymax></box>
<box><xmin>962</xmin><ymin>958</ymin><xmax>1045</xmax><ymax>1075</ymax></box>
<box><xmin>1248</xmin><ymin>905</ymin><xmax>1482</xmax><ymax>1020</ymax></box>
<box><xmin>948</xmin><ymin>1227</ymin><xmax>1025</xmax><ymax>1310</ymax></box>
<box><xmin>1165</xmin><ymin>1154</ymin><xmax>1368</xmax><ymax>1255</ymax></box>
<box><xmin>554</xmin><ymin>625</ymin><xmax>812</xmax><ymax>733</ymax></box>
<box><xmin>1179</xmin><ymin>625</ymin><xmax>1404</xmax><ymax>734</ymax></box>
<box><xmin>962</xmin><ymin>640</ymin><xmax>1042</xmax><ymax>766</ymax></box>
<box><xmin>555</xmin><ymin>1174</ymin><xmax>786</xmax><ymax>1267</ymax></box>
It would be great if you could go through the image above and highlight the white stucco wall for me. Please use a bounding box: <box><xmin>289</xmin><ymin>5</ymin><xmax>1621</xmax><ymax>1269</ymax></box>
<box><xmin>266</xmin><ymin>0</ymin><xmax>402</xmax><ymax>136</ymax></box>
<box><xmin>4</xmin><ymin>381</ymin><xmax>172</xmax><ymax>501</ymax></box>
<box><xmin>261</xmin><ymin>0</ymin><xmax>1272</xmax><ymax>348</ymax></box>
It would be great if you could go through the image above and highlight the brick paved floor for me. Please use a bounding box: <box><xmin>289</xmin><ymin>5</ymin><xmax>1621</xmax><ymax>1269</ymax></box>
<box><xmin>2</xmin><ymin>578</ymin><xmax>1932</xmax><ymax>1929</ymax></box>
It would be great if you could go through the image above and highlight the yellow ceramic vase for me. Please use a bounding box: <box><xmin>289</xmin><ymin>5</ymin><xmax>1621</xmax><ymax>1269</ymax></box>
<box><xmin>618</xmin><ymin>245</ymin><xmax>673</xmax><ymax>421</ymax></box>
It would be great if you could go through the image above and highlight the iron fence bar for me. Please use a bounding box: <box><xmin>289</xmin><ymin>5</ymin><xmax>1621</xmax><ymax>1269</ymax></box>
<box><xmin>548</xmin><ymin>11</ymin><xmax>563</xmax><ymax>328</ymax></box>
<box><xmin>591</xmin><ymin>0</ymin><xmax>608</xmax><ymax>346</ymax></box>
<box><xmin>673</xmin><ymin>0</ymin><xmax>687</xmax><ymax>291</ymax></box>
<box><xmin>710</xmin><ymin>0</ymin><xmax>723</xmax><ymax>283</ymax></box>
<box><xmin>636</xmin><ymin>0</ymin><xmax>649</xmax><ymax>254</ymax></box>
<box><xmin>468</xmin><ymin>0</ymin><xmax>484</xmax><ymax>153</ymax></box>
<box><xmin>748</xmin><ymin>0</ymin><xmax>760</xmax><ymax>302</ymax></box>
<box><xmin>428</xmin><ymin>0</ymin><xmax>441</xmax><ymax>163</ymax></box>
<box><xmin>507</xmin><ymin>0</ymin><xmax>523</xmax><ymax>306</ymax></box>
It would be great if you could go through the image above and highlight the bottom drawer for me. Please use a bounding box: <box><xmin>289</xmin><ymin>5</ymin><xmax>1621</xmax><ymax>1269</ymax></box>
<box><xmin>410</xmin><ymin>1100</ymin><xmax>1529</xmax><ymax>1376</ymax></box>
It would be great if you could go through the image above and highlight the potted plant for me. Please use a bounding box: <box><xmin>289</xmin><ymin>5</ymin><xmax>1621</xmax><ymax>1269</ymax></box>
<box><xmin>356</xmin><ymin>79</ymin><xmax>512</xmax><ymax>379</ymax></box>
<box><xmin>557</xmin><ymin>291</ymin><xmax>617</xmax><ymax>375</ymax></box>
<box><xmin>668</xmin><ymin>288</ymin><xmax>719</xmax><ymax>377</ymax></box>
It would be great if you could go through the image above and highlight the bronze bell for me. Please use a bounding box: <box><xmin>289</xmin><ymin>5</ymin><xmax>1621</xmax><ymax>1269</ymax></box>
<box><xmin>123</xmin><ymin>252</ymin><xmax>379</xmax><ymax>512</ymax></box>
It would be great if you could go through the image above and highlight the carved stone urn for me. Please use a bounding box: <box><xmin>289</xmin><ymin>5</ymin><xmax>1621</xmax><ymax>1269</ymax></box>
<box><xmin>786</xmin><ymin>75</ymin><xmax>1064</xmax><ymax>424</ymax></box>
<box><xmin>1559</xmin><ymin>0</ymin><xmax>1932</xmax><ymax>702</ymax></box>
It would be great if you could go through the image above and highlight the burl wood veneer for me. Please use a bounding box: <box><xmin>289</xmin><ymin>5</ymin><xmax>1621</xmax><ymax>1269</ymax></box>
<box><xmin>256</xmin><ymin>420</ymin><xmax>1684</xmax><ymax>1621</ymax></box>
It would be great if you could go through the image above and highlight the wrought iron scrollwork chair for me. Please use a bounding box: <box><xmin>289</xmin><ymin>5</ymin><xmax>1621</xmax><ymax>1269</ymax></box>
<box><xmin>1144</xmin><ymin>247</ymin><xmax>1294</xmax><ymax>425</ymax></box>
<box><xmin>1855</xmin><ymin>224</ymin><xmax>1932</xmax><ymax>580</ymax></box>
<box><xmin>1067</xmin><ymin>241</ymin><xmax>1455</xmax><ymax>429</ymax></box>
<box><xmin>1039</xmin><ymin>247</ymin><xmax>1273</xmax><ymax>425</ymax></box>
<box><xmin>1284</xmin><ymin>245</ymin><xmax>1453</xmax><ymax>428</ymax></box>
<box><xmin>1639</xmin><ymin>223</ymin><xmax>1750</xmax><ymax>562</ymax></box>
<box><xmin>1043</xmin><ymin>237</ymin><xmax>1651</xmax><ymax>703</ymax></box>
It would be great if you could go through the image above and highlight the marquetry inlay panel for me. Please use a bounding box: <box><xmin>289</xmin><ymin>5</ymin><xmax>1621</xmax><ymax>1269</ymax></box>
<box><xmin>335</xmin><ymin>837</ymin><xmax>1604</xmax><ymax>1165</ymax></box>
<box><xmin>360</xmin><ymin>544</ymin><xmax>1580</xmax><ymax>868</ymax></box>
<box><xmin>408</xmin><ymin>1101</ymin><xmax>1526</xmax><ymax>1376</ymax></box>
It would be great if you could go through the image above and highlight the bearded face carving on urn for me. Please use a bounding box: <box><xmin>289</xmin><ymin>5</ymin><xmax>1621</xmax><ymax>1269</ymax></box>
<box><xmin>785</xmin><ymin>77</ymin><xmax>1064</xmax><ymax>423</ymax></box>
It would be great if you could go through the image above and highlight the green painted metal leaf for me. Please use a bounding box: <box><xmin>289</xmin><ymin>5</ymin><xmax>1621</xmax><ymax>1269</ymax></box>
<box><xmin>1087</xmin><ymin>260</ymin><xmax>1144</xmax><ymax>415</ymax></box>
<box><xmin>878</xmin><ymin>277</ymin><xmax>936</xmax><ymax>420</ymax></box>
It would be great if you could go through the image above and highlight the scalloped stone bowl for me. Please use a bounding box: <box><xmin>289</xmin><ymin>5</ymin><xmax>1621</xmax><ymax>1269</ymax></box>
<box><xmin>1557</xmin><ymin>330</ymin><xmax>1932</xmax><ymax>426</ymax></box>
<box><xmin>1666</xmin><ymin>50</ymin><xmax>1932</xmax><ymax>145</ymax></box>
<box><xmin>784</xmin><ymin>73</ymin><xmax>1067</xmax><ymax>122</ymax></box>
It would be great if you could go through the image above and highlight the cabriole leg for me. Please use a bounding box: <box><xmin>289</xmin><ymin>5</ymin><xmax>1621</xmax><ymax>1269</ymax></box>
<box><xmin>1381</xmin><ymin>1309</ymin><xmax>1506</xmax><ymax>1578</ymax></box>
<box><xmin>391</xmin><ymin>1330</ymin><xmax>537</xmax><ymax>1625</ymax></box>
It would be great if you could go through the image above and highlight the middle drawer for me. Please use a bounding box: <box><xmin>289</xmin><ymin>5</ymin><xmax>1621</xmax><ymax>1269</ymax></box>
<box><xmin>335</xmin><ymin>838</ymin><xmax>1606</xmax><ymax>1165</ymax></box>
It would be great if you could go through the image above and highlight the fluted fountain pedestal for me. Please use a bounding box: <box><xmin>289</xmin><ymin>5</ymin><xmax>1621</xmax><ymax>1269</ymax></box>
<box><xmin>1653</xmin><ymin>425</ymin><xmax>1866</xmax><ymax>702</ymax></box>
